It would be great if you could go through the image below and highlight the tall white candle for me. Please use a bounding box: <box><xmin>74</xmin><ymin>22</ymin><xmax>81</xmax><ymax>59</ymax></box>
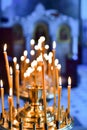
<box><xmin>42</xmin><ymin>61</ymin><xmax>47</xmax><ymax>123</ymax></box>
<box><xmin>8</xmin><ymin>88</ymin><xmax>12</xmax><ymax>121</ymax></box>
<box><xmin>20</xmin><ymin>56</ymin><xmax>25</xmax><ymax>84</ymax></box>
<box><xmin>16</xmin><ymin>64</ymin><xmax>20</xmax><ymax>105</ymax></box>
<box><xmin>57</xmin><ymin>77</ymin><xmax>62</xmax><ymax>121</ymax></box>
<box><xmin>0</xmin><ymin>80</ymin><xmax>4</xmax><ymax>118</ymax></box>
<box><xmin>68</xmin><ymin>76</ymin><xmax>71</xmax><ymax>114</ymax></box>
<box><xmin>13</xmin><ymin>57</ymin><xmax>17</xmax><ymax>90</ymax></box>
<box><xmin>10</xmin><ymin>66</ymin><xmax>14</xmax><ymax>106</ymax></box>
<box><xmin>10</xmin><ymin>66</ymin><xmax>13</xmax><ymax>89</ymax></box>
<box><xmin>30</xmin><ymin>39</ymin><xmax>35</xmax><ymax>50</ymax></box>
<box><xmin>13</xmin><ymin>57</ymin><xmax>17</xmax><ymax>70</ymax></box>
<box><xmin>3</xmin><ymin>44</ymin><xmax>10</xmax><ymax>88</ymax></box>
<box><xmin>52</xmin><ymin>41</ymin><xmax>56</xmax><ymax>110</ymax></box>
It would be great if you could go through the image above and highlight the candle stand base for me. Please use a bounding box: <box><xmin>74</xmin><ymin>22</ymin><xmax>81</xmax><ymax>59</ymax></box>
<box><xmin>0</xmin><ymin>85</ymin><xmax>73</xmax><ymax>130</ymax></box>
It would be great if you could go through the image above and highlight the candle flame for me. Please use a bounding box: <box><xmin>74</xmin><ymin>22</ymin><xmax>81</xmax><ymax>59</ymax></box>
<box><xmin>30</xmin><ymin>50</ymin><xmax>35</xmax><ymax>56</ymax></box>
<box><xmin>37</xmin><ymin>54</ymin><xmax>43</xmax><ymax>62</ymax></box>
<box><xmin>13</xmin><ymin>57</ymin><xmax>17</xmax><ymax>63</ymax></box>
<box><xmin>53</xmin><ymin>41</ymin><xmax>56</xmax><ymax>49</ymax></box>
<box><xmin>40</xmin><ymin>36</ymin><xmax>45</xmax><ymax>42</ymax></box>
<box><xmin>35</xmin><ymin>45</ymin><xmax>39</xmax><ymax>50</ymax></box>
<box><xmin>27</xmin><ymin>67</ymin><xmax>34</xmax><ymax>74</ymax></box>
<box><xmin>51</xmin><ymin>66</ymin><xmax>53</xmax><ymax>70</ymax></box>
<box><xmin>55</xmin><ymin>59</ymin><xmax>59</xmax><ymax>66</ymax></box>
<box><xmin>57</xmin><ymin>64</ymin><xmax>61</xmax><ymax>70</ymax></box>
<box><xmin>0</xmin><ymin>80</ymin><xmax>3</xmax><ymax>87</ymax></box>
<box><xmin>23</xmin><ymin>50</ymin><xmax>28</xmax><ymax>57</ymax></box>
<box><xmin>34</xmin><ymin>60</ymin><xmax>37</xmax><ymax>66</ymax></box>
<box><xmin>24</xmin><ymin>72</ymin><xmax>27</xmax><ymax>78</ymax></box>
<box><xmin>26</xmin><ymin>58</ymin><xmax>30</xmax><ymax>64</ymax></box>
<box><xmin>16</xmin><ymin>64</ymin><xmax>19</xmax><ymax>70</ymax></box>
<box><xmin>9</xmin><ymin>88</ymin><xmax>12</xmax><ymax>96</ymax></box>
<box><xmin>68</xmin><ymin>76</ymin><xmax>71</xmax><ymax>85</ymax></box>
<box><xmin>10</xmin><ymin>66</ymin><xmax>13</xmax><ymax>75</ymax></box>
<box><xmin>30</xmin><ymin>39</ymin><xmax>35</xmax><ymax>45</ymax></box>
<box><xmin>45</xmin><ymin>44</ymin><xmax>49</xmax><ymax>50</ymax></box>
<box><xmin>4</xmin><ymin>43</ymin><xmax>7</xmax><ymax>52</ymax></box>
<box><xmin>37</xmin><ymin>66</ymin><xmax>42</xmax><ymax>72</ymax></box>
<box><xmin>31</xmin><ymin>60</ymin><xmax>37</xmax><ymax>67</ymax></box>
<box><xmin>59</xmin><ymin>77</ymin><xmax>62</xmax><ymax>86</ymax></box>
<box><xmin>20</xmin><ymin>56</ymin><xmax>25</xmax><ymax>61</ymax></box>
<box><xmin>44</xmin><ymin>53</ymin><xmax>48</xmax><ymax>60</ymax></box>
<box><xmin>49</xmin><ymin>52</ymin><xmax>53</xmax><ymax>57</ymax></box>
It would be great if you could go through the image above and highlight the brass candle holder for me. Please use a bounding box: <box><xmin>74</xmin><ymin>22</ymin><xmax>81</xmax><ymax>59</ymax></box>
<box><xmin>0</xmin><ymin>83</ymin><xmax>73</xmax><ymax>130</ymax></box>
<box><xmin>0</xmin><ymin>37</ymin><xmax>73</xmax><ymax>130</ymax></box>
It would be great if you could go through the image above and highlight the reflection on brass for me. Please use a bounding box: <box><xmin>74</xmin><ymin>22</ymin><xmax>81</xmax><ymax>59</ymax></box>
<box><xmin>0</xmin><ymin>84</ymin><xmax>73</xmax><ymax>130</ymax></box>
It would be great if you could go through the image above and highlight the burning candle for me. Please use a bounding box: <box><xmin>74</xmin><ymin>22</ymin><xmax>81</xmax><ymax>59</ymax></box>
<box><xmin>30</xmin><ymin>39</ymin><xmax>35</xmax><ymax>50</ymax></box>
<box><xmin>55</xmin><ymin>59</ymin><xmax>59</xmax><ymax>87</ymax></box>
<box><xmin>10</xmin><ymin>66</ymin><xmax>13</xmax><ymax>88</ymax></box>
<box><xmin>20</xmin><ymin>56</ymin><xmax>25</xmax><ymax>84</ymax></box>
<box><xmin>42</xmin><ymin>61</ymin><xmax>47</xmax><ymax>123</ymax></box>
<box><xmin>13</xmin><ymin>57</ymin><xmax>17</xmax><ymax>70</ymax></box>
<box><xmin>0</xmin><ymin>80</ymin><xmax>4</xmax><ymax>118</ymax></box>
<box><xmin>23</xmin><ymin>50</ymin><xmax>28</xmax><ymax>59</ymax></box>
<box><xmin>52</xmin><ymin>41</ymin><xmax>56</xmax><ymax>68</ymax></box>
<box><xmin>48</xmin><ymin>56</ymin><xmax>52</xmax><ymax>78</ymax></box>
<box><xmin>30</xmin><ymin>50</ymin><xmax>35</xmax><ymax>61</ymax></box>
<box><xmin>57</xmin><ymin>64</ymin><xmax>61</xmax><ymax>77</ymax></box>
<box><xmin>55</xmin><ymin>65</ymin><xmax>58</xmax><ymax>89</ymax></box>
<box><xmin>31</xmin><ymin>60</ymin><xmax>37</xmax><ymax>85</ymax></box>
<box><xmin>45</xmin><ymin>44</ymin><xmax>49</xmax><ymax>53</ymax></box>
<box><xmin>52</xmin><ymin>41</ymin><xmax>56</xmax><ymax>111</ymax></box>
<box><xmin>55</xmin><ymin>64</ymin><xmax>61</xmax><ymax>88</ymax></box>
<box><xmin>8</xmin><ymin>88</ymin><xmax>12</xmax><ymax>122</ymax></box>
<box><xmin>23</xmin><ymin>50</ymin><xmax>28</xmax><ymax>72</ymax></box>
<box><xmin>16</xmin><ymin>64</ymin><xmax>20</xmax><ymax>106</ymax></box>
<box><xmin>68</xmin><ymin>76</ymin><xmax>71</xmax><ymax>114</ymax></box>
<box><xmin>57</xmin><ymin>77</ymin><xmax>62</xmax><ymax>121</ymax></box>
<box><xmin>9</xmin><ymin>66</ymin><xmax>14</xmax><ymax>107</ymax></box>
<box><xmin>38</xmin><ymin>36</ymin><xmax>45</xmax><ymax>57</ymax></box>
<box><xmin>3</xmin><ymin>44</ymin><xmax>10</xmax><ymax>88</ymax></box>
<box><xmin>25</xmin><ymin>58</ymin><xmax>30</xmax><ymax>68</ymax></box>
<box><xmin>13</xmin><ymin>57</ymin><xmax>17</xmax><ymax>90</ymax></box>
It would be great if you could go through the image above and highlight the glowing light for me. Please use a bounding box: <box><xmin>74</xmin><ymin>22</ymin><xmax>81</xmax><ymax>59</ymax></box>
<box><xmin>23</xmin><ymin>50</ymin><xmax>28</xmax><ymax>57</ymax></box>
<box><xmin>34</xmin><ymin>45</ymin><xmax>39</xmax><ymax>50</ymax></box>
<box><xmin>37</xmin><ymin>66</ymin><xmax>42</xmax><ymax>72</ymax></box>
<box><xmin>26</xmin><ymin>58</ymin><xmax>30</xmax><ymax>64</ymax></box>
<box><xmin>59</xmin><ymin>77</ymin><xmax>62</xmax><ymax>86</ymax></box>
<box><xmin>40</xmin><ymin>36</ymin><xmax>45</xmax><ymax>42</ymax></box>
<box><xmin>20</xmin><ymin>56</ymin><xmax>25</xmax><ymax>61</ymax></box>
<box><xmin>9</xmin><ymin>88</ymin><xmax>12</xmax><ymax>96</ymax></box>
<box><xmin>10</xmin><ymin>66</ymin><xmax>13</xmax><ymax>75</ymax></box>
<box><xmin>13</xmin><ymin>57</ymin><xmax>17</xmax><ymax>63</ymax></box>
<box><xmin>55</xmin><ymin>59</ymin><xmax>59</xmax><ymax>66</ymax></box>
<box><xmin>0</xmin><ymin>80</ymin><xmax>3</xmax><ymax>87</ymax></box>
<box><xmin>57</xmin><ymin>64</ymin><xmax>61</xmax><ymax>70</ymax></box>
<box><xmin>16</xmin><ymin>64</ymin><xmax>19</xmax><ymax>70</ymax></box>
<box><xmin>68</xmin><ymin>76</ymin><xmax>71</xmax><ymax>86</ymax></box>
<box><xmin>3</xmin><ymin>43</ymin><xmax>7</xmax><ymax>52</ymax></box>
<box><xmin>45</xmin><ymin>44</ymin><xmax>49</xmax><ymax>50</ymax></box>
<box><xmin>53</xmin><ymin>41</ymin><xmax>56</xmax><ymax>49</ymax></box>
<box><xmin>30</xmin><ymin>39</ymin><xmax>35</xmax><ymax>46</ymax></box>
<box><xmin>30</xmin><ymin>50</ymin><xmax>35</xmax><ymax>56</ymax></box>
<box><xmin>49</xmin><ymin>52</ymin><xmax>53</xmax><ymax>57</ymax></box>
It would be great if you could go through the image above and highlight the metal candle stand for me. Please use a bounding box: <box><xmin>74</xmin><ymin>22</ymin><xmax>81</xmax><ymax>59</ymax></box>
<box><xmin>0</xmin><ymin>84</ymin><xmax>73</xmax><ymax>130</ymax></box>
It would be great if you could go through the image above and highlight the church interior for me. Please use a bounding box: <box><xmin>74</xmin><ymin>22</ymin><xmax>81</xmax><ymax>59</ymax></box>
<box><xmin>0</xmin><ymin>0</ymin><xmax>87</xmax><ymax>130</ymax></box>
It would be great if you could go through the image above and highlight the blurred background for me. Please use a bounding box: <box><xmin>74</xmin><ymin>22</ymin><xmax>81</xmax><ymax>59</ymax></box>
<box><xmin>0</xmin><ymin>0</ymin><xmax>87</xmax><ymax>129</ymax></box>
